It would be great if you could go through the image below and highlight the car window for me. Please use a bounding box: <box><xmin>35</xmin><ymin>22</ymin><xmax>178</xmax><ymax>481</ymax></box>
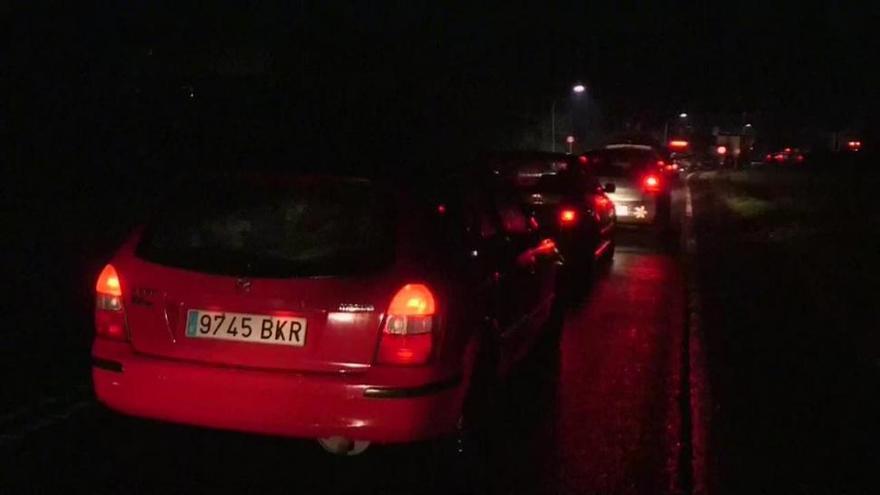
<box><xmin>136</xmin><ymin>177</ymin><xmax>395</xmax><ymax>277</ymax></box>
<box><xmin>590</xmin><ymin>148</ymin><xmax>659</xmax><ymax>177</ymax></box>
<box><xmin>493</xmin><ymin>191</ymin><xmax>531</xmax><ymax>235</ymax></box>
<box><xmin>487</xmin><ymin>156</ymin><xmax>575</xmax><ymax>192</ymax></box>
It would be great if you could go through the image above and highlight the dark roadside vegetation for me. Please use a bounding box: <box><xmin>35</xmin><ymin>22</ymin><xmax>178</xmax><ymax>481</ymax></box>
<box><xmin>689</xmin><ymin>154</ymin><xmax>880</xmax><ymax>493</ymax></box>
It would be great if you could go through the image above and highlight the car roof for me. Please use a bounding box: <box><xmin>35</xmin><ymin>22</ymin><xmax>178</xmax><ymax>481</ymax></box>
<box><xmin>603</xmin><ymin>144</ymin><xmax>655</xmax><ymax>151</ymax></box>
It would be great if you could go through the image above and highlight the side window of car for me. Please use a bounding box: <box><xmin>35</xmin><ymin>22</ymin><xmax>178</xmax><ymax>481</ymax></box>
<box><xmin>584</xmin><ymin>172</ymin><xmax>602</xmax><ymax>191</ymax></box>
<box><xmin>462</xmin><ymin>190</ymin><xmax>498</xmax><ymax>240</ymax></box>
<box><xmin>493</xmin><ymin>192</ymin><xmax>530</xmax><ymax>236</ymax></box>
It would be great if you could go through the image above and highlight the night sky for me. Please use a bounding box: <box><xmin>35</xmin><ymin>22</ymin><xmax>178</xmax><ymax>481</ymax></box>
<box><xmin>9</xmin><ymin>1</ymin><xmax>876</xmax><ymax>163</ymax></box>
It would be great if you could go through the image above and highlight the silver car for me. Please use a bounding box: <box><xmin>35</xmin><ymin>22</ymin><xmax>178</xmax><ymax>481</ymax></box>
<box><xmin>583</xmin><ymin>144</ymin><xmax>672</xmax><ymax>226</ymax></box>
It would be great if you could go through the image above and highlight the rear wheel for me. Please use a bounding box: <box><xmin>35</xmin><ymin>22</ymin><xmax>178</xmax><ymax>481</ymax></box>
<box><xmin>598</xmin><ymin>238</ymin><xmax>616</xmax><ymax>265</ymax></box>
<box><xmin>430</xmin><ymin>332</ymin><xmax>499</xmax><ymax>493</ymax></box>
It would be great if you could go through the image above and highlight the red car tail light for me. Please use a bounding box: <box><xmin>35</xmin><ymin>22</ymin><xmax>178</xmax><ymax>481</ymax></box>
<box><xmin>377</xmin><ymin>284</ymin><xmax>436</xmax><ymax>365</ymax></box>
<box><xmin>578</xmin><ymin>155</ymin><xmax>589</xmax><ymax>165</ymax></box>
<box><xmin>559</xmin><ymin>208</ymin><xmax>578</xmax><ymax>227</ymax></box>
<box><xmin>95</xmin><ymin>264</ymin><xmax>128</xmax><ymax>341</ymax></box>
<box><xmin>642</xmin><ymin>174</ymin><xmax>661</xmax><ymax>193</ymax></box>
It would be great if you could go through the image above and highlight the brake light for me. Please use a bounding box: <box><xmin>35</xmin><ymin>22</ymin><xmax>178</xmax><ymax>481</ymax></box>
<box><xmin>642</xmin><ymin>174</ymin><xmax>661</xmax><ymax>193</ymax></box>
<box><xmin>96</xmin><ymin>264</ymin><xmax>121</xmax><ymax>297</ymax></box>
<box><xmin>559</xmin><ymin>208</ymin><xmax>578</xmax><ymax>226</ymax></box>
<box><xmin>377</xmin><ymin>284</ymin><xmax>436</xmax><ymax>365</ymax></box>
<box><xmin>95</xmin><ymin>264</ymin><xmax>127</xmax><ymax>341</ymax></box>
<box><xmin>668</xmin><ymin>140</ymin><xmax>689</xmax><ymax>150</ymax></box>
<box><xmin>578</xmin><ymin>155</ymin><xmax>589</xmax><ymax>165</ymax></box>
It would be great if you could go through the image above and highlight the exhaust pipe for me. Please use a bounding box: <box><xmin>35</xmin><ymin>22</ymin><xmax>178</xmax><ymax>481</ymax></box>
<box><xmin>317</xmin><ymin>436</ymin><xmax>370</xmax><ymax>456</ymax></box>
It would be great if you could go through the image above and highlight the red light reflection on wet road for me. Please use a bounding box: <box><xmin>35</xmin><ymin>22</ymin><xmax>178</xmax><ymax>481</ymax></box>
<box><xmin>551</xmin><ymin>252</ymin><xmax>687</xmax><ymax>494</ymax></box>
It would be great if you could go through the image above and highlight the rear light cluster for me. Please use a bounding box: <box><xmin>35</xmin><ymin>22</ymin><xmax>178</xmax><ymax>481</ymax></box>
<box><xmin>377</xmin><ymin>284</ymin><xmax>436</xmax><ymax>366</ymax></box>
<box><xmin>559</xmin><ymin>208</ymin><xmax>578</xmax><ymax>227</ymax></box>
<box><xmin>642</xmin><ymin>174</ymin><xmax>662</xmax><ymax>193</ymax></box>
<box><xmin>95</xmin><ymin>264</ymin><xmax>128</xmax><ymax>341</ymax></box>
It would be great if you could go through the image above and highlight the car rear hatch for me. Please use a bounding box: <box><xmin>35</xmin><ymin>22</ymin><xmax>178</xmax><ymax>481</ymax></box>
<box><xmin>122</xmin><ymin>175</ymin><xmax>398</xmax><ymax>374</ymax></box>
<box><xmin>591</xmin><ymin>147</ymin><xmax>660</xmax><ymax>205</ymax></box>
<box><xmin>501</xmin><ymin>160</ymin><xmax>586</xmax><ymax>228</ymax></box>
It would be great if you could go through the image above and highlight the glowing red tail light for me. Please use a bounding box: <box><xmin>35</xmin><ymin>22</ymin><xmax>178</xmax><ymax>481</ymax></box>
<box><xmin>377</xmin><ymin>284</ymin><xmax>436</xmax><ymax>365</ymax></box>
<box><xmin>95</xmin><ymin>264</ymin><xmax>127</xmax><ymax>341</ymax></box>
<box><xmin>578</xmin><ymin>155</ymin><xmax>589</xmax><ymax>165</ymax></box>
<box><xmin>642</xmin><ymin>174</ymin><xmax>661</xmax><ymax>193</ymax></box>
<box><xmin>559</xmin><ymin>208</ymin><xmax>578</xmax><ymax>227</ymax></box>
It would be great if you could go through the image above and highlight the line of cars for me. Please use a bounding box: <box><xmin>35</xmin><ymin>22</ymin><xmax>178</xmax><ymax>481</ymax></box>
<box><xmin>90</xmin><ymin>145</ymin><xmax>674</xmax><ymax>457</ymax></box>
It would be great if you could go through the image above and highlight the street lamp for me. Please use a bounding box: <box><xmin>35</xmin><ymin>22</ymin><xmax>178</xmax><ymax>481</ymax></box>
<box><xmin>551</xmin><ymin>84</ymin><xmax>586</xmax><ymax>152</ymax></box>
<box><xmin>679</xmin><ymin>112</ymin><xmax>688</xmax><ymax>119</ymax></box>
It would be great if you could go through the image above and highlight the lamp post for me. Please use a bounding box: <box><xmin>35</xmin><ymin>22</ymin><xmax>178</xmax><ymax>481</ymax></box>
<box><xmin>551</xmin><ymin>84</ymin><xmax>586</xmax><ymax>152</ymax></box>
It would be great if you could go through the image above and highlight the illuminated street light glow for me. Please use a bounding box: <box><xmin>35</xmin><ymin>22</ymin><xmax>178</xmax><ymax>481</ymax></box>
<box><xmin>566</xmin><ymin>136</ymin><xmax>575</xmax><ymax>144</ymax></box>
<box><xmin>573</xmin><ymin>84</ymin><xmax>586</xmax><ymax>93</ymax></box>
<box><xmin>679</xmin><ymin>113</ymin><xmax>688</xmax><ymax>118</ymax></box>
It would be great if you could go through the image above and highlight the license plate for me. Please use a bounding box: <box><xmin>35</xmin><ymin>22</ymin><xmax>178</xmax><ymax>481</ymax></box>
<box><xmin>615</xmin><ymin>205</ymin><xmax>630</xmax><ymax>216</ymax></box>
<box><xmin>185</xmin><ymin>310</ymin><xmax>307</xmax><ymax>347</ymax></box>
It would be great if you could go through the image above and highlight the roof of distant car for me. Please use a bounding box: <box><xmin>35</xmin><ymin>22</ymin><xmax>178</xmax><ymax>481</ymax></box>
<box><xmin>604</xmin><ymin>144</ymin><xmax>654</xmax><ymax>150</ymax></box>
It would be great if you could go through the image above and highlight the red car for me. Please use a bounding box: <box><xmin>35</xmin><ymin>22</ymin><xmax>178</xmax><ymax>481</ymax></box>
<box><xmin>92</xmin><ymin>173</ymin><xmax>562</xmax><ymax>455</ymax></box>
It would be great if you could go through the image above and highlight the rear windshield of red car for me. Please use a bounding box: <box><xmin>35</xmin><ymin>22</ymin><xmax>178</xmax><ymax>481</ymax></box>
<box><xmin>588</xmin><ymin>148</ymin><xmax>660</xmax><ymax>177</ymax></box>
<box><xmin>135</xmin><ymin>177</ymin><xmax>395</xmax><ymax>277</ymax></box>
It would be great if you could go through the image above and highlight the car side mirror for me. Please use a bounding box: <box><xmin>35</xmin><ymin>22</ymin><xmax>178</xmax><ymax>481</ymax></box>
<box><xmin>604</xmin><ymin>182</ymin><xmax>616</xmax><ymax>193</ymax></box>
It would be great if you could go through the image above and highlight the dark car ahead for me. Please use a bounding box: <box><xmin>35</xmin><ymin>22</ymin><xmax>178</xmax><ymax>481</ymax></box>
<box><xmin>92</xmin><ymin>171</ymin><xmax>563</xmax><ymax>456</ymax></box>
<box><xmin>480</xmin><ymin>152</ymin><xmax>616</xmax><ymax>283</ymax></box>
<box><xmin>583</xmin><ymin>145</ymin><xmax>672</xmax><ymax>227</ymax></box>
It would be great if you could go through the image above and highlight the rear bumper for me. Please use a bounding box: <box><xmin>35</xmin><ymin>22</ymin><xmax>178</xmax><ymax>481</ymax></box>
<box><xmin>92</xmin><ymin>340</ymin><xmax>464</xmax><ymax>444</ymax></box>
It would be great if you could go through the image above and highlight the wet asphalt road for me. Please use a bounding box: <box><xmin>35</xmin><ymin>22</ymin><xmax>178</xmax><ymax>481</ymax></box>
<box><xmin>1</xmin><ymin>191</ymin><xmax>692</xmax><ymax>495</ymax></box>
